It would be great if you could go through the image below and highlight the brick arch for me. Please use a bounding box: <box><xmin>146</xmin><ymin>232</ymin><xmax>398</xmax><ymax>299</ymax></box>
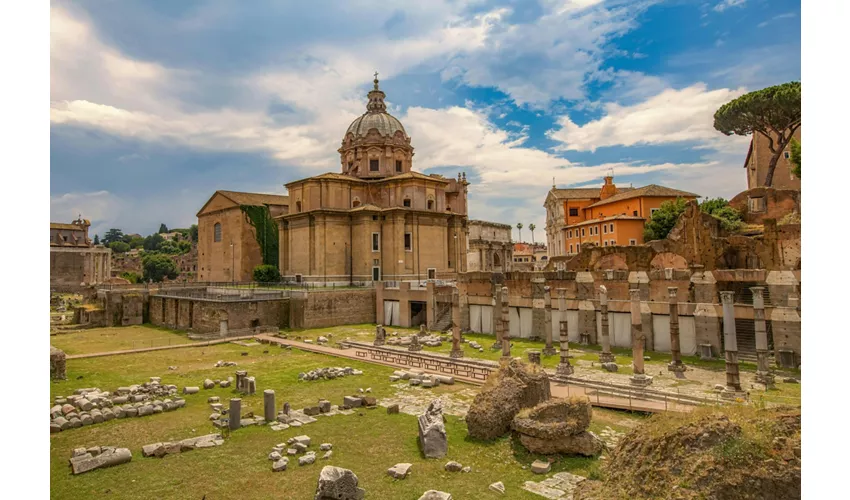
<box><xmin>593</xmin><ymin>253</ymin><xmax>628</xmax><ymax>271</ymax></box>
<box><xmin>650</xmin><ymin>252</ymin><xmax>689</xmax><ymax>271</ymax></box>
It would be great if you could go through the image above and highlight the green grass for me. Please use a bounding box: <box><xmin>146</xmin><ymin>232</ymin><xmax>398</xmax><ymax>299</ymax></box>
<box><xmin>50</xmin><ymin>337</ymin><xmax>643</xmax><ymax>499</ymax></box>
<box><xmin>50</xmin><ymin>325</ymin><xmax>197</xmax><ymax>355</ymax></box>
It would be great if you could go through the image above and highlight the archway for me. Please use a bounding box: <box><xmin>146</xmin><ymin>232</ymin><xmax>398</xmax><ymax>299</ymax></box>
<box><xmin>493</xmin><ymin>252</ymin><xmax>502</xmax><ymax>272</ymax></box>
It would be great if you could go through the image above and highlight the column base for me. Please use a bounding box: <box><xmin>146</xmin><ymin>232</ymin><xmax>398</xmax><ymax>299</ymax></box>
<box><xmin>720</xmin><ymin>389</ymin><xmax>747</xmax><ymax>400</ymax></box>
<box><xmin>579</xmin><ymin>334</ymin><xmax>591</xmax><ymax>345</ymax></box>
<box><xmin>556</xmin><ymin>363</ymin><xmax>574</xmax><ymax>377</ymax></box>
<box><xmin>542</xmin><ymin>346</ymin><xmax>557</xmax><ymax>356</ymax></box>
<box><xmin>755</xmin><ymin>371</ymin><xmax>776</xmax><ymax>388</ymax></box>
<box><xmin>373</xmin><ymin>340</ymin><xmax>385</xmax><ymax>346</ymax></box>
<box><xmin>630</xmin><ymin>374</ymin><xmax>653</xmax><ymax>387</ymax></box>
<box><xmin>667</xmin><ymin>362</ymin><xmax>687</xmax><ymax>373</ymax></box>
<box><xmin>449</xmin><ymin>349</ymin><xmax>464</xmax><ymax>359</ymax></box>
<box><xmin>500</xmin><ymin>354</ymin><xmax>513</xmax><ymax>362</ymax></box>
<box><xmin>598</xmin><ymin>352</ymin><xmax>615</xmax><ymax>363</ymax></box>
<box><xmin>408</xmin><ymin>345</ymin><xmax>422</xmax><ymax>352</ymax></box>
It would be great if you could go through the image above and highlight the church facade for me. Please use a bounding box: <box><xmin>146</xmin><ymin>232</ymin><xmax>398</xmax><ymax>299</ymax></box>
<box><xmin>277</xmin><ymin>76</ymin><xmax>469</xmax><ymax>283</ymax></box>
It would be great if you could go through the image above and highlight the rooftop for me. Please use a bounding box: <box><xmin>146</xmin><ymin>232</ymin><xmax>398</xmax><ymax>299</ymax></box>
<box><xmin>217</xmin><ymin>190</ymin><xmax>290</xmax><ymax>207</ymax></box>
<box><xmin>585</xmin><ymin>184</ymin><xmax>699</xmax><ymax>208</ymax></box>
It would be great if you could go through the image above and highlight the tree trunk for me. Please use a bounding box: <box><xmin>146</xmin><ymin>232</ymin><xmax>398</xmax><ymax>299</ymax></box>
<box><xmin>763</xmin><ymin>149</ymin><xmax>782</xmax><ymax>187</ymax></box>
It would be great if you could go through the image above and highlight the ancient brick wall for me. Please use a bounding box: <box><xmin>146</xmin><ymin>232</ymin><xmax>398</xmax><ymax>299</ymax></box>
<box><xmin>290</xmin><ymin>289</ymin><xmax>376</xmax><ymax>329</ymax></box>
<box><xmin>729</xmin><ymin>187</ymin><xmax>801</xmax><ymax>224</ymax></box>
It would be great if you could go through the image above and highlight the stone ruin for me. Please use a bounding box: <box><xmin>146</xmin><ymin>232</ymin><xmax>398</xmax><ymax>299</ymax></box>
<box><xmin>298</xmin><ymin>366</ymin><xmax>363</xmax><ymax>381</ymax></box>
<box><xmin>390</xmin><ymin>369</ymin><xmax>454</xmax><ymax>388</ymax></box>
<box><xmin>69</xmin><ymin>446</ymin><xmax>132</xmax><ymax>475</ymax></box>
<box><xmin>315</xmin><ymin>465</ymin><xmax>366</xmax><ymax>500</ymax></box>
<box><xmin>465</xmin><ymin>358</ymin><xmax>551</xmax><ymax>440</ymax></box>
<box><xmin>418</xmin><ymin>491</ymin><xmax>453</xmax><ymax>500</ymax></box>
<box><xmin>50</xmin><ymin>346</ymin><xmax>66</xmax><ymax>380</ymax></box>
<box><xmin>214</xmin><ymin>360</ymin><xmax>238</xmax><ymax>367</ymax></box>
<box><xmin>418</xmin><ymin>399</ymin><xmax>448</xmax><ymax>459</ymax></box>
<box><xmin>386</xmin><ymin>333</ymin><xmax>444</xmax><ymax>348</ymax></box>
<box><xmin>51</xmin><ymin>379</ymin><xmax>186</xmax><ymax>433</ymax></box>
<box><xmin>142</xmin><ymin>433</ymin><xmax>224</xmax><ymax>458</ymax></box>
<box><xmin>511</xmin><ymin>396</ymin><xmax>604</xmax><ymax>456</ymax></box>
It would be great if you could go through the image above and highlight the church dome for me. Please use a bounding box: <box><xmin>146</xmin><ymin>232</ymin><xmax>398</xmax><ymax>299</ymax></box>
<box><xmin>344</xmin><ymin>74</ymin><xmax>408</xmax><ymax>140</ymax></box>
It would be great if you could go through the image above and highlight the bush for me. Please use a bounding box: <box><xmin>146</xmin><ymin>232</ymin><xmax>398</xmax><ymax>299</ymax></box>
<box><xmin>712</xmin><ymin>205</ymin><xmax>743</xmax><ymax>232</ymax></box>
<box><xmin>253</xmin><ymin>265</ymin><xmax>281</xmax><ymax>283</ymax></box>
<box><xmin>108</xmin><ymin>241</ymin><xmax>130</xmax><ymax>253</ymax></box>
<box><xmin>643</xmin><ymin>198</ymin><xmax>688</xmax><ymax>241</ymax></box>
<box><xmin>120</xmin><ymin>272</ymin><xmax>141</xmax><ymax>284</ymax></box>
<box><xmin>142</xmin><ymin>253</ymin><xmax>178</xmax><ymax>282</ymax></box>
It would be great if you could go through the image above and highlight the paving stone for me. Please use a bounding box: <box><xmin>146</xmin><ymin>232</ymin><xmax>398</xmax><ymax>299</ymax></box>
<box><xmin>272</xmin><ymin>458</ymin><xmax>289</xmax><ymax>472</ymax></box>
<box><xmin>444</xmin><ymin>461</ymin><xmax>463</xmax><ymax>472</ymax></box>
<box><xmin>387</xmin><ymin>463</ymin><xmax>412</xmax><ymax>479</ymax></box>
<box><xmin>531</xmin><ymin>460</ymin><xmax>551</xmax><ymax>474</ymax></box>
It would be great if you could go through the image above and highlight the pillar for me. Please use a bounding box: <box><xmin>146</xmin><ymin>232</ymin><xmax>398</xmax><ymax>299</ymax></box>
<box><xmin>773</xmin><ymin>295</ymin><xmax>801</xmax><ymax>369</ymax></box>
<box><xmin>450</xmin><ymin>288</ymin><xmax>464</xmax><ymax>358</ymax></box>
<box><xmin>556</xmin><ymin>289</ymin><xmax>573</xmax><ymax>376</ymax></box>
<box><xmin>629</xmin><ymin>289</ymin><xmax>652</xmax><ymax>387</ymax></box>
<box><xmin>720</xmin><ymin>291</ymin><xmax>742</xmax><ymax>393</ymax></box>
<box><xmin>667</xmin><ymin>287</ymin><xmax>686</xmax><ymax>373</ymax></box>
<box><xmin>491</xmin><ymin>286</ymin><xmax>503</xmax><ymax>350</ymax></box>
<box><xmin>235</xmin><ymin>370</ymin><xmax>247</xmax><ymax>393</ymax></box>
<box><xmin>531</xmin><ymin>277</ymin><xmax>546</xmax><ymax>339</ymax></box>
<box><xmin>598</xmin><ymin>286</ymin><xmax>615</xmax><ymax>363</ymax></box>
<box><xmin>500</xmin><ymin>286</ymin><xmax>511</xmax><ymax>360</ymax></box>
<box><xmin>374</xmin><ymin>324</ymin><xmax>385</xmax><ymax>346</ymax></box>
<box><xmin>542</xmin><ymin>286</ymin><xmax>556</xmax><ymax>355</ymax></box>
<box><xmin>576</xmin><ymin>272</ymin><xmax>597</xmax><ymax>345</ymax></box>
<box><xmin>263</xmin><ymin>390</ymin><xmax>275</xmax><ymax>422</ymax></box>
<box><xmin>752</xmin><ymin>287</ymin><xmax>775</xmax><ymax>387</ymax></box>
<box><xmin>229</xmin><ymin>398</ymin><xmax>242</xmax><ymax>430</ymax></box>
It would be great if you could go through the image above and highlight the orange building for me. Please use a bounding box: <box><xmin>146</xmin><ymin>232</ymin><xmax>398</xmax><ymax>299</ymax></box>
<box><xmin>545</xmin><ymin>177</ymin><xmax>699</xmax><ymax>255</ymax></box>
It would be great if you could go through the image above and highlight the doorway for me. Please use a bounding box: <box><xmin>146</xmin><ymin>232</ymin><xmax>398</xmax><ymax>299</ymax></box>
<box><xmin>220</xmin><ymin>320</ymin><xmax>229</xmax><ymax>336</ymax></box>
<box><xmin>410</xmin><ymin>301</ymin><xmax>427</xmax><ymax>327</ymax></box>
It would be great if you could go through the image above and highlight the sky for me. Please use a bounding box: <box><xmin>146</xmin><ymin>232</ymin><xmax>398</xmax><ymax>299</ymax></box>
<box><xmin>49</xmin><ymin>0</ymin><xmax>801</xmax><ymax>241</ymax></box>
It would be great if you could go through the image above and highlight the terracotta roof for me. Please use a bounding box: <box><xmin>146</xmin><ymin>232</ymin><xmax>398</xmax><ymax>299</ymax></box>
<box><xmin>585</xmin><ymin>184</ymin><xmax>699</xmax><ymax>208</ymax></box>
<box><xmin>50</xmin><ymin>223</ymin><xmax>86</xmax><ymax>231</ymax></box>
<box><xmin>550</xmin><ymin>188</ymin><xmax>603</xmax><ymax>200</ymax></box>
<box><xmin>217</xmin><ymin>190</ymin><xmax>290</xmax><ymax>206</ymax></box>
<box><xmin>566</xmin><ymin>215</ymin><xmax>646</xmax><ymax>228</ymax></box>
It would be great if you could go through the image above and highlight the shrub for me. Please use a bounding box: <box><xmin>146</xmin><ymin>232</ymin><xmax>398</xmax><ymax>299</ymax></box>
<box><xmin>643</xmin><ymin>198</ymin><xmax>688</xmax><ymax>241</ymax></box>
<box><xmin>253</xmin><ymin>265</ymin><xmax>281</xmax><ymax>283</ymax></box>
<box><xmin>142</xmin><ymin>253</ymin><xmax>178</xmax><ymax>282</ymax></box>
<box><xmin>108</xmin><ymin>241</ymin><xmax>130</xmax><ymax>254</ymax></box>
<box><xmin>120</xmin><ymin>272</ymin><xmax>141</xmax><ymax>284</ymax></box>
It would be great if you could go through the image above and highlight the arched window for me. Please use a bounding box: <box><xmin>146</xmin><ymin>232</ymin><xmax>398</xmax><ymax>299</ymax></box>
<box><xmin>352</xmin><ymin>198</ymin><xmax>361</xmax><ymax>208</ymax></box>
<box><xmin>214</xmin><ymin>223</ymin><xmax>222</xmax><ymax>242</ymax></box>
<box><xmin>427</xmin><ymin>197</ymin><xmax>434</xmax><ymax>210</ymax></box>
<box><xmin>403</xmin><ymin>197</ymin><xmax>411</xmax><ymax>208</ymax></box>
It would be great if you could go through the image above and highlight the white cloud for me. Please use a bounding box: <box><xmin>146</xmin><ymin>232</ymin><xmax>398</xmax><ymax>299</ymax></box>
<box><xmin>713</xmin><ymin>0</ymin><xmax>746</xmax><ymax>13</ymax></box>
<box><xmin>50</xmin><ymin>191</ymin><xmax>124</xmax><ymax>236</ymax></box>
<box><xmin>547</xmin><ymin>84</ymin><xmax>749</xmax><ymax>152</ymax></box>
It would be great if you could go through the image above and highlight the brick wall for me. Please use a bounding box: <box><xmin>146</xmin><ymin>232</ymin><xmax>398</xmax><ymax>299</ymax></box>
<box><xmin>290</xmin><ymin>289</ymin><xmax>376</xmax><ymax>329</ymax></box>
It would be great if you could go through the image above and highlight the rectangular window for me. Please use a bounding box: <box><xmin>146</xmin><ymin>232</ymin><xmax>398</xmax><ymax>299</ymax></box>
<box><xmin>784</xmin><ymin>151</ymin><xmax>791</xmax><ymax>159</ymax></box>
<box><xmin>629</xmin><ymin>239</ymin><xmax>637</xmax><ymax>246</ymax></box>
<box><xmin>650</xmin><ymin>208</ymin><xmax>659</xmax><ymax>216</ymax></box>
<box><xmin>569</xmin><ymin>207</ymin><xmax>578</xmax><ymax>217</ymax></box>
<box><xmin>372</xmin><ymin>232</ymin><xmax>380</xmax><ymax>252</ymax></box>
<box><xmin>569</xmin><ymin>244</ymin><xmax>573</xmax><ymax>253</ymax></box>
<box><xmin>577</xmin><ymin>243</ymin><xmax>581</xmax><ymax>252</ymax></box>
<box><xmin>370</xmin><ymin>159</ymin><xmax>379</xmax><ymax>171</ymax></box>
<box><xmin>603</xmin><ymin>240</ymin><xmax>608</xmax><ymax>246</ymax></box>
<box><xmin>609</xmin><ymin>223</ymin><xmax>614</xmax><ymax>232</ymax></box>
<box><xmin>214</xmin><ymin>223</ymin><xmax>222</xmax><ymax>242</ymax></box>
<box><xmin>403</xmin><ymin>199</ymin><xmax>411</xmax><ymax>208</ymax></box>
<box><xmin>603</xmin><ymin>225</ymin><xmax>607</xmax><ymax>234</ymax></box>
<box><xmin>395</xmin><ymin>160</ymin><xmax>402</xmax><ymax>172</ymax></box>
<box><xmin>748</xmin><ymin>197</ymin><xmax>766</xmax><ymax>213</ymax></box>
<box><xmin>568</xmin><ymin>229</ymin><xmax>572</xmax><ymax>238</ymax></box>
<box><xmin>633</xmin><ymin>210</ymin><xmax>638</xmax><ymax>216</ymax></box>
<box><xmin>610</xmin><ymin>239</ymin><xmax>616</xmax><ymax>246</ymax></box>
<box><xmin>404</xmin><ymin>233</ymin><xmax>412</xmax><ymax>251</ymax></box>
<box><xmin>581</xmin><ymin>228</ymin><xmax>585</xmax><ymax>237</ymax></box>
<box><xmin>373</xmin><ymin>259</ymin><xmax>379</xmax><ymax>265</ymax></box>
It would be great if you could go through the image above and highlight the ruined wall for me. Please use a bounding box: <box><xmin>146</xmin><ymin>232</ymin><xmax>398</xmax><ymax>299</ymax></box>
<box><xmin>290</xmin><ymin>289</ymin><xmax>376</xmax><ymax>329</ymax></box>
<box><xmin>729</xmin><ymin>187</ymin><xmax>801</xmax><ymax>225</ymax></box>
<box><xmin>148</xmin><ymin>295</ymin><xmax>288</xmax><ymax>334</ymax></box>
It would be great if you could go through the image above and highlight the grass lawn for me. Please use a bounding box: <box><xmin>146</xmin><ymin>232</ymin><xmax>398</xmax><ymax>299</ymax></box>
<box><xmin>50</xmin><ymin>340</ymin><xmax>643</xmax><ymax>499</ymax></box>
<box><xmin>50</xmin><ymin>325</ymin><xmax>197</xmax><ymax>355</ymax></box>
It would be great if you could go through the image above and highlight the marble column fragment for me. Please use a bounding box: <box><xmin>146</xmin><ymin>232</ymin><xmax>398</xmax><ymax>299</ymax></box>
<box><xmin>374</xmin><ymin>324</ymin><xmax>385</xmax><ymax>346</ymax></box>
<box><xmin>720</xmin><ymin>291</ymin><xmax>742</xmax><ymax>392</ymax></box>
<box><xmin>500</xmin><ymin>286</ymin><xmax>511</xmax><ymax>360</ymax></box>
<box><xmin>598</xmin><ymin>286</ymin><xmax>615</xmax><ymax>363</ymax></box>
<box><xmin>229</xmin><ymin>398</ymin><xmax>242</xmax><ymax>431</ymax></box>
<box><xmin>629</xmin><ymin>289</ymin><xmax>652</xmax><ymax>387</ymax></box>
<box><xmin>667</xmin><ymin>287</ymin><xmax>686</xmax><ymax>373</ymax></box>
<box><xmin>751</xmin><ymin>287</ymin><xmax>775</xmax><ymax>388</ymax></box>
<box><xmin>556</xmin><ymin>289</ymin><xmax>573</xmax><ymax>376</ymax></box>
<box><xmin>263</xmin><ymin>390</ymin><xmax>276</xmax><ymax>422</ymax></box>
<box><xmin>542</xmin><ymin>286</ymin><xmax>556</xmax><ymax>355</ymax></box>
<box><xmin>491</xmin><ymin>286</ymin><xmax>503</xmax><ymax>350</ymax></box>
<box><xmin>450</xmin><ymin>289</ymin><xmax>464</xmax><ymax>358</ymax></box>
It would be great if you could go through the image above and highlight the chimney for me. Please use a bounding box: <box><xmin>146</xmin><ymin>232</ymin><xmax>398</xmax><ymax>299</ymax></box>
<box><xmin>599</xmin><ymin>175</ymin><xmax>617</xmax><ymax>200</ymax></box>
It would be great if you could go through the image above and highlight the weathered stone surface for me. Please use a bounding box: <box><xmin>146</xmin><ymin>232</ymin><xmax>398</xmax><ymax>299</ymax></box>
<box><xmin>203</xmin><ymin>379</ymin><xmax>215</xmax><ymax>389</ymax></box>
<box><xmin>444</xmin><ymin>461</ymin><xmax>463</xmax><ymax>472</ymax></box>
<box><xmin>387</xmin><ymin>404</ymin><xmax>400</xmax><ymax>414</ymax></box>
<box><xmin>70</xmin><ymin>447</ymin><xmax>132</xmax><ymax>475</ymax></box>
<box><xmin>272</xmin><ymin>457</ymin><xmax>289</xmax><ymax>472</ymax></box>
<box><xmin>182</xmin><ymin>386</ymin><xmax>199</xmax><ymax>395</ymax></box>
<box><xmin>269</xmin><ymin>451</ymin><xmax>282</xmax><ymax>461</ymax></box>
<box><xmin>489</xmin><ymin>482</ymin><xmax>506</xmax><ymax>494</ymax></box>
<box><xmin>320</xmin><ymin>443</ymin><xmax>333</xmax><ymax>451</ymax></box>
<box><xmin>314</xmin><ymin>466</ymin><xmax>366</xmax><ymax>500</ymax></box>
<box><xmin>417</xmin><ymin>491</ymin><xmax>453</xmax><ymax>500</ymax></box>
<box><xmin>531</xmin><ymin>460</ymin><xmax>551</xmax><ymax>474</ymax></box>
<box><xmin>293</xmin><ymin>435</ymin><xmax>311</xmax><ymax>446</ymax></box>
<box><xmin>387</xmin><ymin>463</ymin><xmax>412</xmax><ymax>479</ymax></box>
<box><xmin>601</xmin><ymin>362</ymin><xmax>619</xmax><ymax>372</ymax></box>
<box><xmin>519</xmin><ymin>431</ymin><xmax>604</xmax><ymax>457</ymax></box>
<box><xmin>418</xmin><ymin>400</ymin><xmax>448</xmax><ymax>459</ymax></box>
<box><xmin>343</xmin><ymin>396</ymin><xmax>362</xmax><ymax>408</ymax></box>
<box><xmin>466</xmin><ymin>358</ymin><xmax>551</xmax><ymax>440</ymax></box>
<box><xmin>512</xmin><ymin>397</ymin><xmax>604</xmax><ymax>456</ymax></box>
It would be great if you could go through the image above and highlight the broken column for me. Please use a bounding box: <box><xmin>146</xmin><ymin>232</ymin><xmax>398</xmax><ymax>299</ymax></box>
<box><xmin>576</xmin><ymin>272</ymin><xmax>597</xmax><ymax>345</ymax></box>
<box><xmin>667</xmin><ymin>287</ymin><xmax>686</xmax><ymax>374</ymax></box>
<box><xmin>598</xmin><ymin>286</ymin><xmax>615</xmax><ymax>364</ymax></box>
<box><xmin>374</xmin><ymin>324</ymin><xmax>385</xmax><ymax>346</ymax></box>
<box><xmin>408</xmin><ymin>333</ymin><xmax>422</xmax><ymax>352</ymax></box>
<box><xmin>691</xmin><ymin>265</ymin><xmax>721</xmax><ymax>359</ymax></box>
<box><xmin>720</xmin><ymin>291</ymin><xmax>742</xmax><ymax>393</ymax></box>
<box><xmin>751</xmin><ymin>287</ymin><xmax>775</xmax><ymax>388</ymax></box>
<box><xmin>531</xmin><ymin>277</ymin><xmax>547</xmax><ymax>340</ymax></box>
<box><xmin>773</xmin><ymin>295</ymin><xmax>801</xmax><ymax>369</ymax></box>
<box><xmin>500</xmin><ymin>286</ymin><xmax>511</xmax><ymax>360</ymax></box>
<box><xmin>491</xmin><ymin>286</ymin><xmax>503</xmax><ymax>350</ymax></box>
<box><xmin>264</xmin><ymin>390</ymin><xmax>276</xmax><ymax>422</ymax></box>
<box><xmin>235</xmin><ymin>370</ymin><xmax>247</xmax><ymax>392</ymax></box>
<box><xmin>229</xmin><ymin>398</ymin><xmax>242</xmax><ymax>430</ymax></box>
<box><xmin>450</xmin><ymin>288</ymin><xmax>464</xmax><ymax>358</ymax></box>
<box><xmin>556</xmin><ymin>289</ymin><xmax>573</xmax><ymax>376</ymax></box>
<box><xmin>542</xmin><ymin>286</ymin><xmax>556</xmax><ymax>356</ymax></box>
<box><xmin>50</xmin><ymin>346</ymin><xmax>67</xmax><ymax>380</ymax></box>
<box><xmin>629</xmin><ymin>289</ymin><xmax>652</xmax><ymax>387</ymax></box>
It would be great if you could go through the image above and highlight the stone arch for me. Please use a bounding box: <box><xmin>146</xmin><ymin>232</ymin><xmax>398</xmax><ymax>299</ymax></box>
<box><xmin>493</xmin><ymin>252</ymin><xmax>502</xmax><ymax>270</ymax></box>
<box><xmin>593</xmin><ymin>253</ymin><xmax>628</xmax><ymax>271</ymax></box>
<box><xmin>650</xmin><ymin>252</ymin><xmax>689</xmax><ymax>271</ymax></box>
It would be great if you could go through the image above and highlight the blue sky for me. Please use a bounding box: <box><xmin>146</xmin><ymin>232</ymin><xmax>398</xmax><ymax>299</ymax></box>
<box><xmin>50</xmin><ymin>0</ymin><xmax>801</xmax><ymax>240</ymax></box>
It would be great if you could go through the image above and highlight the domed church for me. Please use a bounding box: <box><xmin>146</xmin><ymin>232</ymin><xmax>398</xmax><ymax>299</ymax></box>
<box><xmin>277</xmin><ymin>75</ymin><xmax>469</xmax><ymax>283</ymax></box>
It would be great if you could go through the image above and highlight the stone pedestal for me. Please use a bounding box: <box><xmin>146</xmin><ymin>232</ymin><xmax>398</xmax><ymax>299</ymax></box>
<box><xmin>263</xmin><ymin>390</ymin><xmax>276</xmax><ymax>422</ymax></box>
<box><xmin>751</xmin><ymin>287</ymin><xmax>775</xmax><ymax>388</ymax></box>
<box><xmin>50</xmin><ymin>346</ymin><xmax>67</xmax><ymax>380</ymax></box>
<box><xmin>667</xmin><ymin>287</ymin><xmax>686</xmax><ymax>374</ymax></box>
<box><xmin>229</xmin><ymin>398</ymin><xmax>242</xmax><ymax>431</ymax></box>
<box><xmin>720</xmin><ymin>291</ymin><xmax>742</xmax><ymax>392</ymax></box>
<box><xmin>527</xmin><ymin>350</ymin><xmax>541</xmax><ymax>365</ymax></box>
<box><xmin>408</xmin><ymin>336</ymin><xmax>422</xmax><ymax>352</ymax></box>
<box><xmin>374</xmin><ymin>324</ymin><xmax>385</xmax><ymax>346</ymax></box>
<box><xmin>630</xmin><ymin>374</ymin><xmax>654</xmax><ymax>387</ymax></box>
<box><xmin>629</xmin><ymin>289</ymin><xmax>651</xmax><ymax>386</ymax></box>
<box><xmin>419</xmin><ymin>324</ymin><xmax>427</xmax><ymax>336</ymax></box>
<box><xmin>449</xmin><ymin>289</ymin><xmax>464</xmax><ymax>358</ymax></box>
<box><xmin>542</xmin><ymin>286</ymin><xmax>557</xmax><ymax>355</ymax></box>
<box><xmin>531</xmin><ymin>277</ymin><xmax>546</xmax><ymax>340</ymax></box>
<box><xmin>597</xmin><ymin>287</ymin><xmax>615</xmax><ymax>363</ymax></box>
<box><xmin>500</xmin><ymin>286</ymin><xmax>511</xmax><ymax>360</ymax></box>
<box><xmin>556</xmin><ymin>289</ymin><xmax>574</xmax><ymax>376</ymax></box>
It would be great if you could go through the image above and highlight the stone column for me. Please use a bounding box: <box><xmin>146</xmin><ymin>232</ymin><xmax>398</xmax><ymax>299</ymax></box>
<box><xmin>576</xmin><ymin>272</ymin><xmax>597</xmax><ymax>345</ymax></box>
<box><xmin>542</xmin><ymin>286</ymin><xmax>556</xmax><ymax>355</ymax></box>
<box><xmin>629</xmin><ymin>289</ymin><xmax>652</xmax><ymax>387</ymax></box>
<box><xmin>527</xmin><ymin>350</ymin><xmax>541</xmax><ymax>365</ymax></box>
<box><xmin>235</xmin><ymin>371</ymin><xmax>247</xmax><ymax>393</ymax></box>
<box><xmin>229</xmin><ymin>398</ymin><xmax>242</xmax><ymax>431</ymax></box>
<box><xmin>374</xmin><ymin>324</ymin><xmax>385</xmax><ymax>346</ymax></box>
<box><xmin>720</xmin><ymin>291</ymin><xmax>742</xmax><ymax>393</ymax></box>
<box><xmin>557</xmin><ymin>289</ymin><xmax>574</xmax><ymax>376</ymax></box>
<box><xmin>751</xmin><ymin>287</ymin><xmax>775</xmax><ymax>388</ymax></box>
<box><xmin>598</xmin><ymin>286</ymin><xmax>615</xmax><ymax>364</ymax></box>
<box><xmin>531</xmin><ymin>277</ymin><xmax>546</xmax><ymax>340</ymax></box>
<box><xmin>773</xmin><ymin>295</ymin><xmax>801</xmax><ymax>369</ymax></box>
<box><xmin>450</xmin><ymin>289</ymin><xmax>464</xmax><ymax>358</ymax></box>
<box><xmin>667</xmin><ymin>287</ymin><xmax>686</xmax><ymax>373</ymax></box>
<box><xmin>500</xmin><ymin>286</ymin><xmax>511</xmax><ymax>360</ymax></box>
<box><xmin>263</xmin><ymin>390</ymin><xmax>276</xmax><ymax>422</ymax></box>
<box><xmin>491</xmin><ymin>286</ymin><xmax>503</xmax><ymax>350</ymax></box>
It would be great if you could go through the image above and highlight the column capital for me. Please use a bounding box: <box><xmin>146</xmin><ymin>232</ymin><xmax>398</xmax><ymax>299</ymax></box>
<box><xmin>667</xmin><ymin>287</ymin><xmax>678</xmax><ymax>299</ymax></box>
<box><xmin>719</xmin><ymin>290</ymin><xmax>735</xmax><ymax>304</ymax></box>
<box><xmin>629</xmin><ymin>288</ymin><xmax>641</xmax><ymax>300</ymax></box>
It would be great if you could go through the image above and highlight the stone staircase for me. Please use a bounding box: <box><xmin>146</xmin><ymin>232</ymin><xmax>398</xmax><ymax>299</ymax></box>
<box><xmin>430</xmin><ymin>303</ymin><xmax>452</xmax><ymax>331</ymax></box>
